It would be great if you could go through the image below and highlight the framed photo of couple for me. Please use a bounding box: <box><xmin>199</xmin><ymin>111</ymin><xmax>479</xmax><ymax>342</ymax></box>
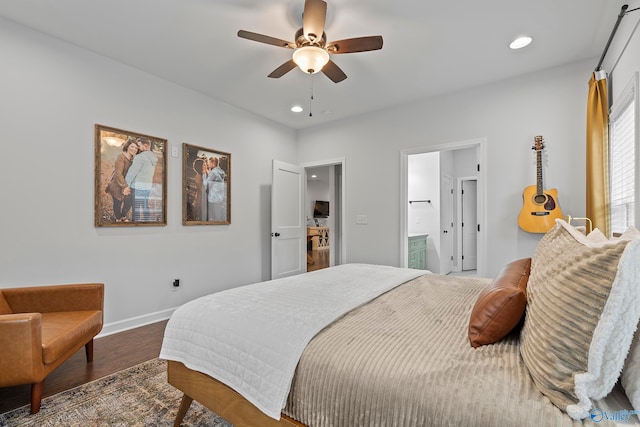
<box><xmin>94</xmin><ymin>124</ymin><xmax>167</xmax><ymax>227</ymax></box>
<box><xmin>182</xmin><ymin>143</ymin><xmax>231</xmax><ymax>225</ymax></box>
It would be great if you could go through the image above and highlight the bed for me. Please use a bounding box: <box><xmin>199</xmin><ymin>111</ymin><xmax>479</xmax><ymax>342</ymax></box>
<box><xmin>160</xmin><ymin>220</ymin><xmax>640</xmax><ymax>427</ymax></box>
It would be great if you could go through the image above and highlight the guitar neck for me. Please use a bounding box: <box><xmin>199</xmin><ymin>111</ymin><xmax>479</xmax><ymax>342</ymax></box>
<box><xmin>536</xmin><ymin>149</ymin><xmax>543</xmax><ymax>196</ymax></box>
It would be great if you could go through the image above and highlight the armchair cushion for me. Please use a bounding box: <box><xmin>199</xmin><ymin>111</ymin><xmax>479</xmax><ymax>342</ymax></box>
<box><xmin>41</xmin><ymin>311</ymin><xmax>103</xmax><ymax>364</ymax></box>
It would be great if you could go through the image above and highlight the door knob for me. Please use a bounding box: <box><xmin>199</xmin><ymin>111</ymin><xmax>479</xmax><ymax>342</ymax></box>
<box><xmin>274</xmin><ymin>232</ymin><xmax>281</xmax><ymax>237</ymax></box>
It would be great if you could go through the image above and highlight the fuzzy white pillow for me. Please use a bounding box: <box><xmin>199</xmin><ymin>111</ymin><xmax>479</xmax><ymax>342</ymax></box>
<box><xmin>567</xmin><ymin>235</ymin><xmax>640</xmax><ymax>419</ymax></box>
<box><xmin>617</xmin><ymin>227</ymin><xmax>640</xmax><ymax>412</ymax></box>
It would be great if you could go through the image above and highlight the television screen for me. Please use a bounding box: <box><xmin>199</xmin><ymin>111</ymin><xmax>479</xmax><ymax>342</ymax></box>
<box><xmin>313</xmin><ymin>200</ymin><xmax>329</xmax><ymax>218</ymax></box>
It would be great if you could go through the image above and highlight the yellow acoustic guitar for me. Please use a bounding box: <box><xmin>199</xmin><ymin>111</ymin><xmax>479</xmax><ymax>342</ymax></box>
<box><xmin>518</xmin><ymin>136</ymin><xmax>564</xmax><ymax>233</ymax></box>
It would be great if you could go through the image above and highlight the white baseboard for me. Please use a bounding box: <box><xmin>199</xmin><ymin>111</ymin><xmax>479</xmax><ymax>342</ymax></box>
<box><xmin>97</xmin><ymin>307</ymin><xmax>177</xmax><ymax>338</ymax></box>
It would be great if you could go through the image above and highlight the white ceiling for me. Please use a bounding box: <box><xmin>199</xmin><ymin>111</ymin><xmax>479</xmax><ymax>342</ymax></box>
<box><xmin>307</xmin><ymin>166</ymin><xmax>330</xmax><ymax>183</ymax></box>
<box><xmin>0</xmin><ymin>0</ymin><xmax>629</xmax><ymax>130</ymax></box>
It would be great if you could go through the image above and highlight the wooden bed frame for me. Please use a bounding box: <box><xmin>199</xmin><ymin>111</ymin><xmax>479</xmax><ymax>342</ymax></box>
<box><xmin>167</xmin><ymin>360</ymin><xmax>308</xmax><ymax>427</ymax></box>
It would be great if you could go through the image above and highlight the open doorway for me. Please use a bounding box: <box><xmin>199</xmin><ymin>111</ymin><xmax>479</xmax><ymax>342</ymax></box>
<box><xmin>401</xmin><ymin>139</ymin><xmax>486</xmax><ymax>277</ymax></box>
<box><xmin>304</xmin><ymin>161</ymin><xmax>345</xmax><ymax>272</ymax></box>
<box><xmin>458</xmin><ymin>177</ymin><xmax>478</xmax><ymax>271</ymax></box>
<box><xmin>271</xmin><ymin>159</ymin><xmax>345</xmax><ymax>279</ymax></box>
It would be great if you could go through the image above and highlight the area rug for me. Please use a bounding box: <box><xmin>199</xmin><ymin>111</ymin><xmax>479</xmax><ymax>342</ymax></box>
<box><xmin>0</xmin><ymin>358</ymin><xmax>233</xmax><ymax>426</ymax></box>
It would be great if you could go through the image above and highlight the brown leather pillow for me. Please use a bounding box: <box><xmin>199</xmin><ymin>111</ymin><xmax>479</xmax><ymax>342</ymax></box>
<box><xmin>468</xmin><ymin>258</ymin><xmax>531</xmax><ymax>348</ymax></box>
<box><xmin>0</xmin><ymin>292</ymin><xmax>12</xmax><ymax>315</ymax></box>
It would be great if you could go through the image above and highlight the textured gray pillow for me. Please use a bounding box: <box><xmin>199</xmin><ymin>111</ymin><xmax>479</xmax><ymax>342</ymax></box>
<box><xmin>520</xmin><ymin>220</ymin><xmax>640</xmax><ymax>419</ymax></box>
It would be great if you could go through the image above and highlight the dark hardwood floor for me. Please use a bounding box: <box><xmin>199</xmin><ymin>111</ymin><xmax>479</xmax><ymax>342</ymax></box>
<box><xmin>0</xmin><ymin>319</ymin><xmax>168</xmax><ymax>414</ymax></box>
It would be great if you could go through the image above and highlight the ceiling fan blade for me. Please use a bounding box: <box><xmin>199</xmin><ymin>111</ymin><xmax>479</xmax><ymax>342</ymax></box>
<box><xmin>302</xmin><ymin>0</ymin><xmax>327</xmax><ymax>43</ymax></box>
<box><xmin>237</xmin><ymin>30</ymin><xmax>295</xmax><ymax>49</ymax></box>
<box><xmin>322</xmin><ymin>60</ymin><xmax>347</xmax><ymax>83</ymax></box>
<box><xmin>326</xmin><ymin>36</ymin><xmax>384</xmax><ymax>54</ymax></box>
<box><xmin>268</xmin><ymin>59</ymin><xmax>297</xmax><ymax>78</ymax></box>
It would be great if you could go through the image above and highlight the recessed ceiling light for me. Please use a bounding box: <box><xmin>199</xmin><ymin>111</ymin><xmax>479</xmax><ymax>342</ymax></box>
<box><xmin>311</xmin><ymin>174</ymin><xmax>317</xmax><ymax>178</ymax></box>
<box><xmin>510</xmin><ymin>36</ymin><xmax>532</xmax><ymax>50</ymax></box>
<box><xmin>291</xmin><ymin>105</ymin><xmax>303</xmax><ymax>113</ymax></box>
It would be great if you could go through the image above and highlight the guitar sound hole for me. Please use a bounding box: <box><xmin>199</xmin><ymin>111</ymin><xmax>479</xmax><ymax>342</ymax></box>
<box><xmin>534</xmin><ymin>194</ymin><xmax>547</xmax><ymax>204</ymax></box>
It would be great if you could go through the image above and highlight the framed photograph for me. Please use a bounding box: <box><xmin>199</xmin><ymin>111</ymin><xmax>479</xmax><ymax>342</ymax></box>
<box><xmin>182</xmin><ymin>143</ymin><xmax>231</xmax><ymax>225</ymax></box>
<box><xmin>94</xmin><ymin>124</ymin><xmax>167</xmax><ymax>227</ymax></box>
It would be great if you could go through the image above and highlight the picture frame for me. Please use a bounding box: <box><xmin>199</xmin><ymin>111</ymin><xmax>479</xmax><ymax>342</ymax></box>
<box><xmin>182</xmin><ymin>143</ymin><xmax>231</xmax><ymax>225</ymax></box>
<box><xmin>94</xmin><ymin>124</ymin><xmax>167</xmax><ymax>227</ymax></box>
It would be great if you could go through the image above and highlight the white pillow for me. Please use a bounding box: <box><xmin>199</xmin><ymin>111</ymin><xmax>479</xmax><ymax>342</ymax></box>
<box><xmin>616</xmin><ymin>226</ymin><xmax>640</xmax><ymax>411</ymax></box>
<box><xmin>569</xmin><ymin>236</ymin><xmax>640</xmax><ymax>418</ymax></box>
<box><xmin>586</xmin><ymin>228</ymin><xmax>608</xmax><ymax>243</ymax></box>
<box><xmin>620</xmin><ymin>226</ymin><xmax>640</xmax><ymax>241</ymax></box>
<box><xmin>623</xmin><ymin>331</ymin><xmax>640</xmax><ymax>412</ymax></box>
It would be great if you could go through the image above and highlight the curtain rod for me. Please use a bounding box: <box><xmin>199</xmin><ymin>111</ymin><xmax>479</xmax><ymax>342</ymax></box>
<box><xmin>595</xmin><ymin>4</ymin><xmax>640</xmax><ymax>71</ymax></box>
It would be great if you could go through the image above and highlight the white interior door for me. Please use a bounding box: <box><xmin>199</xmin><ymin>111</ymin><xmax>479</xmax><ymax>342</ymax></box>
<box><xmin>441</xmin><ymin>174</ymin><xmax>453</xmax><ymax>275</ymax></box>
<box><xmin>462</xmin><ymin>179</ymin><xmax>478</xmax><ymax>270</ymax></box>
<box><xmin>271</xmin><ymin>160</ymin><xmax>306</xmax><ymax>279</ymax></box>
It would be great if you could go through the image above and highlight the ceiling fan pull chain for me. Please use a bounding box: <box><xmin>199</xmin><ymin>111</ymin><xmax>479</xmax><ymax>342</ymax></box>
<box><xmin>309</xmin><ymin>74</ymin><xmax>314</xmax><ymax>117</ymax></box>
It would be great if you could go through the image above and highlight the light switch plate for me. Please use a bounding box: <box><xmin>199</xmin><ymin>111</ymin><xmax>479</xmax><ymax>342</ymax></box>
<box><xmin>356</xmin><ymin>215</ymin><xmax>368</xmax><ymax>225</ymax></box>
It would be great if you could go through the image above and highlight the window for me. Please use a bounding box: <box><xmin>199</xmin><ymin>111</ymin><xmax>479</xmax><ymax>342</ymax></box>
<box><xmin>609</xmin><ymin>73</ymin><xmax>638</xmax><ymax>236</ymax></box>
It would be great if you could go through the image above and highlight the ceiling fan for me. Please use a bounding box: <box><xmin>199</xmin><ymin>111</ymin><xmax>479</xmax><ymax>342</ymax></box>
<box><xmin>237</xmin><ymin>0</ymin><xmax>383</xmax><ymax>83</ymax></box>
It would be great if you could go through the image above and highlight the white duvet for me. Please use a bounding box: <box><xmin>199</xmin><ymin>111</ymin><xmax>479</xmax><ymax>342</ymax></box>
<box><xmin>159</xmin><ymin>263</ymin><xmax>426</xmax><ymax>419</ymax></box>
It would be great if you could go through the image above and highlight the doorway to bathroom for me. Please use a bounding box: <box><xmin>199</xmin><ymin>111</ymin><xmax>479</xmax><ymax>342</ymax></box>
<box><xmin>401</xmin><ymin>139</ymin><xmax>486</xmax><ymax>277</ymax></box>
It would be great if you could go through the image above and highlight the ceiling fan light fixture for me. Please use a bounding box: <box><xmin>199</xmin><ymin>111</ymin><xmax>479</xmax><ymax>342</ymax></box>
<box><xmin>293</xmin><ymin>46</ymin><xmax>330</xmax><ymax>74</ymax></box>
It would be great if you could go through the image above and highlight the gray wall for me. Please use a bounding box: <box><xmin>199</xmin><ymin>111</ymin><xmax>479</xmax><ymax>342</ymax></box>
<box><xmin>297</xmin><ymin>60</ymin><xmax>592</xmax><ymax>276</ymax></box>
<box><xmin>605</xmin><ymin>0</ymin><xmax>640</xmax><ymax>103</ymax></box>
<box><xmin>0</xmin><ymin>18</ymin><xmax>297</xmax><ymax>334</ymax></box>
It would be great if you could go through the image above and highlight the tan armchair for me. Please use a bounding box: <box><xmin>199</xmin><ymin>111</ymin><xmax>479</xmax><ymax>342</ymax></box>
<box><xmin>0</xmin><ymin>283</ymin><xmax>104</xmax><ymax>414</ymax></box>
